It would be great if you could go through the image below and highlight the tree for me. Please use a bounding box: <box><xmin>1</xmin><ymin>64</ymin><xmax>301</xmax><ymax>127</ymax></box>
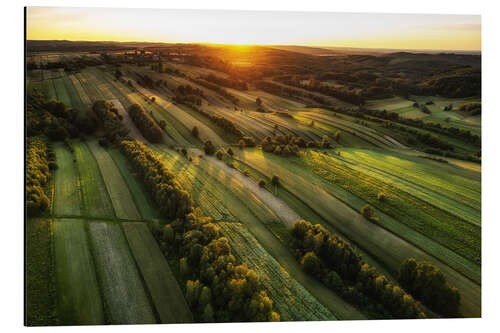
<box><xmin>271</xmin><ymin>175</ymin><xmax>279</xmax><ymax>186</ymax></box>
<box><xmin>361</xmin><ymin>204</ymin><xmax>374</xmax><ymax>220</ymax></box>
<box><xmin>204</xmin><ymin>140</ymin><xmax>216</xmax><ymax>155</ymax></box>
<box><xmin>192</xmin><ymin>126</ymin><xmax>199</xmax><ymax>138</ymax></box>
<box><xmin>258</xmin><ymin>180</ymin><xmax>266</xmax><ymax>187</ymax></box>
<box><xmin>301</xmin><ymin>251</ymin><xmax>321</xmax><ymax>276</ymax></box>
<box><xmin>202</xmin><ymin>303</ymin><xmax>214</xmax><ymax>322</ymax></box>
<box><xmin>227</xmin><ymin>147</ymin><xmax>234</xmax><ymax>156</ymax></box>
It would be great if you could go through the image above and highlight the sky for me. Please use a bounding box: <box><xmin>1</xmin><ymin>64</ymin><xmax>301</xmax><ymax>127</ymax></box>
<box><xmin>26</xmin><ymin>7</ymin><xmax>481</xmax><ymax>51</ymax></box>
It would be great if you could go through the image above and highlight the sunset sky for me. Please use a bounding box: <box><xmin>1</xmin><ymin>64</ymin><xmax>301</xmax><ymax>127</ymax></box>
<box><xmin>26</xmin><ymin>7</ymin><xmax>481</xmax><ymax>51</ymax></box>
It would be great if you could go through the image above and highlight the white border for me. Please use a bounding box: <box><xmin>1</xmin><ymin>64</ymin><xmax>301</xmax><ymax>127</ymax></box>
<box><xmin>2</xmin><ymin>0</ymin><xmax>499</xmax><ymax>331</ymax></box>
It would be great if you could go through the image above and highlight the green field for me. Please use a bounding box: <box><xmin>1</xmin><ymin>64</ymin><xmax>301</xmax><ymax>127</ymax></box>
<box><xmin>72</xmin><ymin>141</ymin><xmax>115</xmax><ymax>219</ymax></box>
<box><xmin>122</xmin><ymin>222</ymin><xmax>193</xmax><ymax>323</ymax></box>
<box><xmin>87</xmin><ymin>140</ymin><xmax>141</xmax><ymax>220</ymax></box>
<box><xmin>53</xmin><ymin>143</ymin><xmax>81</xmax><ymax>217</ymax></box>
<box><xmin>88</xmin><ymin>221</ymin><xmax>156</xmax><ymax>324</ymax></box>
<box><xmin>26</xmin><ymin>218</ymin><xmax>59</xmax><ymax>326</ymax></box>
<box><xmin>107</xmin><ymin>148</ymin><xmax>161</xmax><ymax>221</ymax></box>
<box><xmin>232</xmin><ymin>148</ymin><xmax>480</xmax><ymax>317</ymax></box>
<box><xmin>53</xmin><ymin>218</ymin><xmax>104</xmax><ymax>325</ymax></box>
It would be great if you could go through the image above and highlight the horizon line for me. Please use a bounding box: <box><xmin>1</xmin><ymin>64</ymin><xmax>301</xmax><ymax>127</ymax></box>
<box><xmin>26</xmin><ymin>39</ymin><xmax>482</xmax><ymax>54</ymax></box>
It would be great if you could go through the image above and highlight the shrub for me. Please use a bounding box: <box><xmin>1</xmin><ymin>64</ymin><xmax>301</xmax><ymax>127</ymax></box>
<box><xmin>192</xmin><ymin>126</ymin><xmax>199</xmax><ymax>138</ymax></box>
<box><xmin>215</xmin><ymin>150</ymin><xmax>224</xmax><ymax>160</ymax></box>
<box><xmin>361</xmin><ymin>204</ymin><xmax>374</xmax><ymax>220</ymax></box>
<box><xmin>203</xmin><ymin>140</ymin><xmax>216</xmax><ymax>155</ymax></box>
<box><xmin>377</xmin><ymin>192</ymin><xmax>386</xmax><ymax>201</ymax></box>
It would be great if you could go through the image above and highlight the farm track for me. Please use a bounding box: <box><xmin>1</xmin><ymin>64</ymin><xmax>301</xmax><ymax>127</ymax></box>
<box><xmin>191</xmin><ymin>148</ymin><xmax>301</xmax><ymax>227</ymax></box>
<box><xmin>233</xmin><ymin>149</ymin><xmax>481</xmax><ymax>317</ymax></box>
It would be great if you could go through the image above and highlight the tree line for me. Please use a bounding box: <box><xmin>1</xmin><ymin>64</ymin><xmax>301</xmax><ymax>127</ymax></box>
<box><xmin>189</xmin><ymin>106</ymin><xmax>244</xmax><ymax>140</ymax></box>
<box><xmin>189</xmin><ymin>77</ymin><xmax>240</xmax><ymax>105</ymax></box>
<box><xmin>261</xmin><ymin>134</ymin><xmax>331</xmax><ymax>157</ymax></box>
<box><xmin>27</xmin><ymin>90</ymin><xmax>96</xmax><ymax>140</ymax></box>
<box><xmin>91</xmin><ymin>100</ymin><xmax>129</xmax><ymax>144</ymax></box>
<box><xmin>119</xmin><ymin>139</ymin><xmax>280</xmax><ymax>322</ymax></box>
<box><xmin>399</xmin><ymin>258</ymin><xmax>460</xmax><ymax>317</ymax></box>
<box><xmin>291</xmin><ymin>219</ymin><xmax>426</xmax><ymax>319</ymax></box>
<box><xmin>127</xmin><ymin>103</ymin><xmax>163</xmax><ymax>143</ymax></box>
<box><xmin>201</xmin><ymin>73</ymin><xmax>248</xmax><ymax>91</ymax></box>
<box><xmin>275</xmin><ymin>76</ymin><xmax>366</xmax><ymax>106</ymax></box>
<box><xmin>26</xmin><ymin>137</ymin><xmax>52</xmax><ymax>216</ymax></box>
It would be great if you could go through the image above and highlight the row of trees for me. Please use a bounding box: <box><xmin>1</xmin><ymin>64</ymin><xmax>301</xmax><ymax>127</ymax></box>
<box><xmin>173</xmin><ymin>84</ymin><xmax>204</xmax><ymax>106</ymax></box>
<box><xmin>276</xmin><ymin>76</ymin><xmax>366</xmax><ymax>106</ymax></box>
<box><xmin>127</xmin><ymin>103</ymin><xmax>163</xmax><ymax>143</ymax></box>
<box><xmin>189</xmin><ymin>106</ymin><xmax>244</xmax><ymax>140</ymax></box>
<box><xmin>119</xmin><ymin>139</ymin><xmax>280</xmax><ymax>322</ymax></box>
<box><xmin>190</xmin><ymin>77</ymin><xmax>240</xmax><ymax>105</ymax></box>
<box><xmin>27</xmin><ymin>91</ymin><xmax>96</xmax><ymax>140</ymax></box>
<box><xmin>26</xmin><ymin>137</ymin><xmax>52</xmax><ymax>216</ymax></box>
<box><xmin>291</xmin><ymin>220</ymin><xmax>426</xmax><ymax>319</ymax></box>
<box><xmin>261</xmin><ymin>134</ymin><xmax>331</xmax><ymax>157</ymax></box>
<box><xmin>202</xmin><ymin>73</ymin><xmax>248</xmax><ymax>91</ymax></box>
<box><xmin>91</xmin><ymin>100</ymin><xmax>129</xmax><ymax>143</ymax></box>
<box><xmin>399</xmin><ymin>258</ymin><xmax>461</xmax><ymax>317</ymax></box>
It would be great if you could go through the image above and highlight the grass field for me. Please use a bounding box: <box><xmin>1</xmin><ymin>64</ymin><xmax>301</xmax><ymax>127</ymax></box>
<box><xmin>123</xmin><ymin>222</ymin><xmax>193</xmax><ymax>323</ymax></box>
<box><xmin>26</xmin><ymin>218</ymin><xmax>59</xmax><ymax>326</ymax></box>
<box><xmin>107</xmin><ymin>148</ymin><xmax>161</xmax><ymax>221</ymax></box>
<box><xmin>337</xmin><ymin>148</ymin><xmax>481</xmax><ymax>225</ymax></box>
<box><xmin>219</xmin><ymin>222</ymin><xmax>337</xmax><ymax>321</ymax></box>
<box><xmin>53</xmin><ymin>143</ymin><xmax>81</xmax><ymax>217</ymax></box>
<box><xmin>232</xmin><ymin>148</ymin><xmax>480</xmax><ymax>317</ymax></box>
<box><xmin>299</xmin><ymin>150</ymin><xmax>480</xmax><ymax>265</ymax></box>
<box><xmin>53</xmin><ymin>218</ymin><xmax>104</xmax><ymax>325</ymax></box>
<box><xmin>87</xmin><ymin>140</ymin><xmax>141</xmax><ymax>220</ymax></box>
<box><xmin>72</xmin><ymin>141</ymin><xmax>115</xmax><ymax>219</ymax></box>
<box><xmin>88</xmin><ymin>221</ymin><xmax>156</xmax><ymax>324</ymax></box>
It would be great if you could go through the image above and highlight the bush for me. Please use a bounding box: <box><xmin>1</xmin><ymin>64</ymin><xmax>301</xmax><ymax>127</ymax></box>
<box><xmin>203</xmin><ymin>140</ymin><xmax>216</xmax><ymax>155</ymax></box>
<box><xmin>361</xmin><ymin>204</ymin><xmax>374</xmax><ymax>220</ymax></box>
<box><xmin>377</xmin><ymin>192</ymin><xmax>386</xmax><ymax>201</ymax></box>
<box><xmin>192</xmin><ymin>126</ymin><xmax>199</xmax><ymax>138</ymax></box>
<box><xmin>215</xmin><ymin>150</ymin><xmax>224</xmax><ymax>160</ymax></box>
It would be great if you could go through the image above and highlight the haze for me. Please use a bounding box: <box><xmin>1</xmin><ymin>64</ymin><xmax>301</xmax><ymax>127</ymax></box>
<box><xmin>27</xmin><ymin>7</ymin><xmax>481</xmax><ymax>53</ymax></box>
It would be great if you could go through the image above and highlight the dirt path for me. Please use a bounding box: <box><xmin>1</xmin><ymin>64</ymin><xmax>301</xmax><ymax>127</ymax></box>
<box><xmin>190</xmin><ymin>148</ymin><xmax>302</xmax><ymax>227</ymax></box>
<box><xmin>109</xmin><ymin>99</ymin><xmax>146</xmax><ymax>142</ymax></box>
